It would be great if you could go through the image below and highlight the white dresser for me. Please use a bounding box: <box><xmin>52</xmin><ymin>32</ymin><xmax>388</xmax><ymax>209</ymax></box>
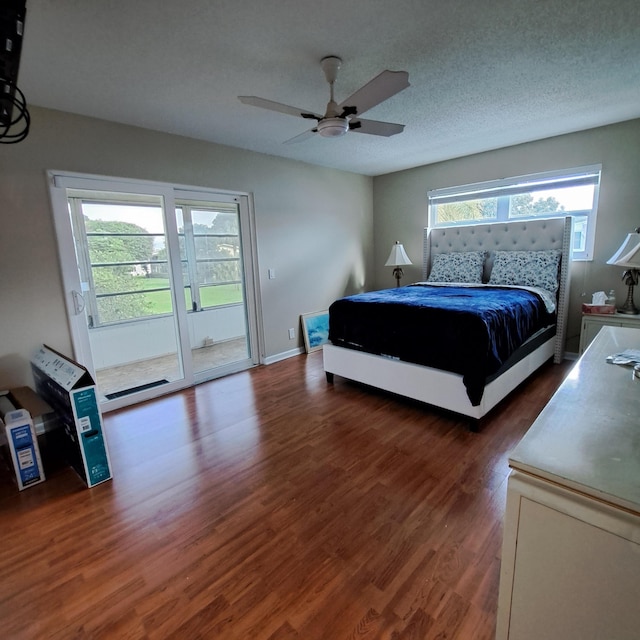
<box><xmin>496</xmin><ymin>326</ymin><xmax>640</xmax><ymax>640</ymax></box>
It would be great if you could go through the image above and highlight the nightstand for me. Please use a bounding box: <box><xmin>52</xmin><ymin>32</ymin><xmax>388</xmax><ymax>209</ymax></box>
<box><xmin>579</xmin><ymin>312</ymin><xmax>640</xmax><ymax>354</ymax></box>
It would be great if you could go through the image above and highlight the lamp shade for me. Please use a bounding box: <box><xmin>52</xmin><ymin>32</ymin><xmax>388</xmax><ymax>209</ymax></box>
<box><xmin>607</xmin><ymin>232</ymin><xmax>640</xmax><ymax>268</ymax></box>
<box><xmin>385</xmin><ymin>241</ymin><xmax>412</xmax><ymax>266</ymax></box>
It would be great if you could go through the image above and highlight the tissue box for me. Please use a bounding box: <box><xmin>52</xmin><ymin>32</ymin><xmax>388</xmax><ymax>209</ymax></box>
<box><xmin>582</xmin><ymin>303</ymin><xmax>616</xmax><ymax>315</ymax></box>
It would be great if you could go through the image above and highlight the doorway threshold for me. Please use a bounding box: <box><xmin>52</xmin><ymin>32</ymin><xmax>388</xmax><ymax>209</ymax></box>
<box><xmin>104</xmin><ymin>379</ymin><xmax>169</xmax><ymax>400</ymax></box>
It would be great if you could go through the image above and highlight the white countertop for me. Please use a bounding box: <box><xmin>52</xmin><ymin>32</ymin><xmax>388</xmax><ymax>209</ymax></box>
<box><xmin>509</xmin><ymin>325</ymin><xmax>640</xmax><ymax>514</ymax></box>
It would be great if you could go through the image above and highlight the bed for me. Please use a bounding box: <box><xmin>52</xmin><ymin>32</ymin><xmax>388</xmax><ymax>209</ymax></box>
<box><xmin>323</xmin><ymin>217</ymin><xmax>571</xmax><ymax>426</ymax></box>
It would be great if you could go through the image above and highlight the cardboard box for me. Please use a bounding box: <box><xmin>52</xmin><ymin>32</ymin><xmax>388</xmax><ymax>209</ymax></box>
<box><xmin>31</xmin><ymin>345</ymin><xmax>112</xmax><ymax>488</ymax></box>
<box><xmin>1</xmin><ymin>386</ymin><xmax>57</xmax><ymax>435</ymax></box>
<box><xmin>582</xmin><ymin>303</ymin><xmax>616</xmax><ymax>315</ymax></box>
<box><xmin>1</xmin><ymin>387</ymin><xmax>54</xmax><ymax>489</ymax></box>
<box><xmin>0</xmin><ymin>407</ymin><xmax>46</xmax><ymax>490</ymax></box>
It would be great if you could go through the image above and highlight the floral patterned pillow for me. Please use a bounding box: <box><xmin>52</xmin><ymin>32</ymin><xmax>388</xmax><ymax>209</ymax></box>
<box><xmin>488</xmin><ymin>249</ymin><xmax>562</xmax><ymax>293</ymax></box>
<box><xmin>427</xmin><ymin>251</ymin><xmax>487</xmax><ymax>283</ymax></box>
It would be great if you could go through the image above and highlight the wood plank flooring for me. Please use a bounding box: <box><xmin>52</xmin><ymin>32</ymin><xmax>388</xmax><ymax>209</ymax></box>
<box><xmin>0</xmin><ymin>352</ymin><xmax>571</xmax><ymax>639</ymax></box>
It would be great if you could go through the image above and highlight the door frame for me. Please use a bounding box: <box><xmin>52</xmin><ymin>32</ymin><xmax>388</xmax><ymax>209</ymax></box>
<box><xmin>47</xmin><ymin>170</ymin><xmax>263</xmax><ymax>411</ymax></box>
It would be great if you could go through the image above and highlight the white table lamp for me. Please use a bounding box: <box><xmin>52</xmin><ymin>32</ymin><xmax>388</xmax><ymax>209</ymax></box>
<box><xmin>607</xmin><ymin>228</ymin><xmax>640</xmax><ymax>314</ymax></box>
<box><xmin>385</xmin><ymin>241</ymin><xmax>412</xmax><ymax>287</ymax></box>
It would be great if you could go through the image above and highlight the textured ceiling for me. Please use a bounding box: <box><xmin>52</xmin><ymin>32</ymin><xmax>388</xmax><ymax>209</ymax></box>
<box><xmin>16</xmin><ymin>0</ymin><xmax>640</xmax><ymax>176</ymax></box>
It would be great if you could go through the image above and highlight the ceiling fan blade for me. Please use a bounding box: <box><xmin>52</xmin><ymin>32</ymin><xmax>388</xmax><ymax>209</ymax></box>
<box><xmin>349</xmin><ymin>118</ymin><xmax>405</xmax><ymax>137</ymax></box>
<box><xmin>283</xmin><ymin>128</ymin><xmax>318</xmax><ymax>144</ymax></box>
<box><xmin>339</xmin><ymin>70</ymin><xmax>409</xmax><ymax>117</ymax></box>
<box><xmin>238</xmin><ymin>96</ymin><xmax>322</xmax><ymax>120</ymax></box>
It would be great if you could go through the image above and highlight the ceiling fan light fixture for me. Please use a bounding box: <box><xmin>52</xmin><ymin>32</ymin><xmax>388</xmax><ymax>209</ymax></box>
<box><xmin>317</xmin><ymin>117</ymin><xmax>349</xmax><ymax>138</ymax></box>
<box><xmin>239</xmin><ymin>57</ymin><xmax>409</xmax><ymax>144</ymax></box>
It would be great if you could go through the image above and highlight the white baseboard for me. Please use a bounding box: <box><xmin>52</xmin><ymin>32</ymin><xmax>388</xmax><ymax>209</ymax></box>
<box><xmin>263</xmin><ymin>347</ymin><xmax>304</xmax><ymax>365</ymax></box>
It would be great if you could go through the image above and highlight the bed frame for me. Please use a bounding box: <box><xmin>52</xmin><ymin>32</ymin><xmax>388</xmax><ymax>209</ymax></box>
<box><xmin>323</xmin><ymin>217</ymin><xmax>572</xmax><ymax>423</ymax></box>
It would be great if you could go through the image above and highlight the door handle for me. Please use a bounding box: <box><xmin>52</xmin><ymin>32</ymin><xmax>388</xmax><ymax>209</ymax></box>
<box><xmin>72</xmin><ymin>290</ymin><xmax>86</xmax><ymax>315</ymax></box>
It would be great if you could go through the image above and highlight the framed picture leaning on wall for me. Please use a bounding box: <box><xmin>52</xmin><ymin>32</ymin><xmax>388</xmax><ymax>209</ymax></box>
<box><xmin>300</xmin><ymin>310</ymin><xmax>330</xmax><ymax>353</ymax></box>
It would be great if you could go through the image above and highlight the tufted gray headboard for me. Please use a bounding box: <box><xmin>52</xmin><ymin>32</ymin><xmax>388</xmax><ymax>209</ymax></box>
<box><xmin>422</xmin><ymin>217</ymin><xmax>572</xmax><ymax>363</ymax></box>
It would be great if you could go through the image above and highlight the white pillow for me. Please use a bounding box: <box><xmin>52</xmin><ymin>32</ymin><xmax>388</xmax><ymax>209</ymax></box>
<box><xmin>427</xmin><ymin>250</ymin><xmax>486</xmax><ymax>283</ymax></box>
<box><xmin>488</xmin><ymin>249</ymin><xmax>561</xmax><ymax>293</ymax></box>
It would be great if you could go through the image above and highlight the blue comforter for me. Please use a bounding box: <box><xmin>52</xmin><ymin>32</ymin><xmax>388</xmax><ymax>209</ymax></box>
<box><xmin>328</xmin><ymin>283</ymin><xmax>555</xmax><ymax>405</ymax></box>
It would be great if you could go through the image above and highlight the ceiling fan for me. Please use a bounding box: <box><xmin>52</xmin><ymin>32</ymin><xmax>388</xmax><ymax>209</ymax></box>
<box><xmin>238</xmin><ymin>56</ymin><xmax>410</xmax><ymax>143</ymax></box>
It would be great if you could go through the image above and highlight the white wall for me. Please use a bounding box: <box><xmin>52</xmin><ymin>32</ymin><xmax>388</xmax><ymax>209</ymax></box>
<box><xmin>373</xmin><ymin>119</ymin><xmax>640</xmax><ymax>353</ymax></box>
<box><xmin>0</xmin><ymin>106</ymin><xmax>373</xmax><ymax>388</ymax></box>
<box><xmin>3</xmin><ymin>107</ymin><xmax>637</xmax><ymax>389</ymax></box>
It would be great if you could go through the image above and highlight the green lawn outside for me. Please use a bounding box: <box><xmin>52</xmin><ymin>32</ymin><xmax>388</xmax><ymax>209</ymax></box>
<box><xmin>139</xmin><ymin>278</ymin><xmax>243</xmax><ymax>314</ymax></box>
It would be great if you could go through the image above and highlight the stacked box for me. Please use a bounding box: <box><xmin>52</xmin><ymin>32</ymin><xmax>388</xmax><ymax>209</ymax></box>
<box><xmin>1</xmin><ymin>386</ymin><xmax>56</xmax><ymax>435</ymax></box>
<box><xmin>31</xmin><ymin>345</ymin><xmax>112</xmax><ymax>488</ymax></box>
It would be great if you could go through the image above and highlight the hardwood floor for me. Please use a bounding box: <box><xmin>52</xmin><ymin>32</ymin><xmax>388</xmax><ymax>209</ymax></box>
<box><xmin>0</xmin><ymin>352</ymin><xmax>571</xmax><ymax>639</ymax></box>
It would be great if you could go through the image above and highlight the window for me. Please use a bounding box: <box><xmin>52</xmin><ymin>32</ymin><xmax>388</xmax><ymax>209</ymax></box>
<box><xmin>68</xmin><ymin>191</ymin><xmax>244</xmax><ymax>327</ymax></box>
<box><xmin>68</xmin><ymin>193</ymin><xmax>171</xmax><ymax>326</ymax></box>
<box><xmin>176</xmin><ymin>201</ymin><xmax>243</xmax><ymax>313</ymax></box>
<box><xmin>427</xmin><ymin>165</ymin><xmax>601</xmax><ymax>260</ymax></box>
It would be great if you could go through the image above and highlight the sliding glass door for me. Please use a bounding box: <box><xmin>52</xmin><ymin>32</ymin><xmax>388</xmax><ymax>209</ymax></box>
<box><xmin>176</xmin><ymin>198</ymin><xmax>251</xmax><ymax>380</ymax></box>
<box><xmin>49</xmin><ymin>174</ymin><xmax>260</xmax><ymax>411</ymax></box>
<box><xmin>68</xmin><ymin>189</ymin><xmax>186</xmax><ymax>401</ymax></box>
